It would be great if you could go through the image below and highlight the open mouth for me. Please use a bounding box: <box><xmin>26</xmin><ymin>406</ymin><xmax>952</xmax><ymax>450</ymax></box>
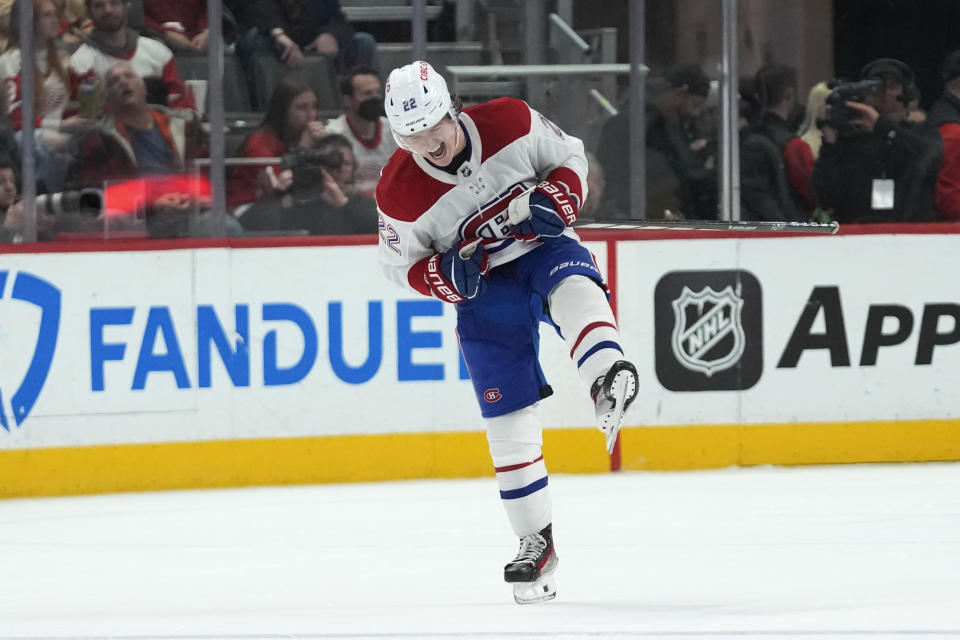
<box><xmin>428</xmin><ymin>142</ymin><xmax>445</xmax><ymax>160</ymax></box>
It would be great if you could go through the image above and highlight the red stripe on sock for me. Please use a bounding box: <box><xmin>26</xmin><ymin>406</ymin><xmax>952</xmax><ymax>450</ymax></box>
<box><xmin>569</xmin><ymin>321</ymin><xmax>617</xmax><ymax>358</ymax></box>
<box><xmin>494</xmin><ymin>455</ymin><xmax>544</xmax><ymax>473</ymax></box>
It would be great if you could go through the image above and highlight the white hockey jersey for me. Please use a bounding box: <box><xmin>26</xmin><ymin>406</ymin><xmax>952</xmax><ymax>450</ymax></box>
<box><xmin>69</xmin><ymin>36</ymin><xmax>188</xmax><ymax>108</ymax></box>
<box><xmin>324</xmin><ymin>113</ymin><xmax>398</xmax><ymax>198</ymax></box>
<box><xmin>376</xmin><ymin>97</ymin><xmax>588</xmax><ymax>298</ymax></box>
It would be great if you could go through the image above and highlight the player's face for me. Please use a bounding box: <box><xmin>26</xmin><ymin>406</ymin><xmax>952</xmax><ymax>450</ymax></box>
<box><xmin>400</xmin><ymin>115</ymin><xmax>460</xmax><ymax>166</ymax></box>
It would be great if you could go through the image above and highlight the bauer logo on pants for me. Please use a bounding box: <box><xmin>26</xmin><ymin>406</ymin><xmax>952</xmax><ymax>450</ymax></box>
<box><xmin>654</xmin><ymin>270</ymin><xmax>762</xmax><ymax>391</ymax></box>
<box><xmin>0</xmin><ymin>271</ymin><xmax>61</xmax><ymax>430</ymax></box>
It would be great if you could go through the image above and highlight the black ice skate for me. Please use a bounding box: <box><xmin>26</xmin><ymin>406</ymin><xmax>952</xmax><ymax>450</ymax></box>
<box><xmin>504</xmin><ymin>523</ymin><xmax>558</xmax><ymax>604</ymax></box>
<box><xmin>591</xmin><ymin>360</ymin><xmax>639</xmax><ymax>454</ymax></box>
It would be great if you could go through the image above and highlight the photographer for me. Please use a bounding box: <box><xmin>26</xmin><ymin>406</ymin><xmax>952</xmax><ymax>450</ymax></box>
<box><xmin>227</xmin><ymin>77</ymin><xmax>326</xmax><ymax>212</ymax></box>
<box><xmin>0</xmin><ymin>157</ymin><xmax>56</xmax><ymax>242</ymax></box>
<box><xmin>812</xmin><ymin>58</ymin><xmax>942</xmax><ymax>223</ymax></box>
<box><xmin>240</xmin><ymin>133</ymin><xmax>377</xmax><ymax>235</ymax></box>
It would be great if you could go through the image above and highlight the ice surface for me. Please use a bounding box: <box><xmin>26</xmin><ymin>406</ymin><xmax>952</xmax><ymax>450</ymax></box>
<box><xmin>1</xmin><ymin>463</ymin><xmax>959</xmax><ymax>639</ymax></box>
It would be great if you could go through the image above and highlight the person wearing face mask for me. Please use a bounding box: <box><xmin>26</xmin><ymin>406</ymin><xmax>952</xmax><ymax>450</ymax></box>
<box><xmin>376</xmin><ymin>61</ymin><xmax>638</xmax><ymax>606</ymax></box>
<box><xmin>324</xmin><ymin>66</ymin><xmax>397</xmax><ymax>198</ymax></box>
<box><xmin>740</xmin><ymin>63</ymin><xmax>815</xmax><ymax>221</ymax></box>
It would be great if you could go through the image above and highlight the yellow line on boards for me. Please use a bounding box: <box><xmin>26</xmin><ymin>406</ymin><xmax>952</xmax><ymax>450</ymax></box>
<box><xmin>1</xmin><ymin>420</ymin><xmax>958</xmax><ymax>498</ymax></box>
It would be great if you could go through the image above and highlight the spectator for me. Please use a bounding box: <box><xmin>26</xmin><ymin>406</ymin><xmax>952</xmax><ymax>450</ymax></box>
<box><xmin>325</xmin><ymin>66</ymin><xmax>396</xmax><ymax>198</ymax></box>
<box><xmin>0</xmin><ymin>77</ymin><xmax>17</xmax><ymax>165</ymax></box>
<box><xmin>1</xmin><ymin>0</ymin><xmax>95</xmax><ymax>191</ymax></box>
<box><xmin>241</xmin><ymin>133</ymin><xmax>377</xmax><ymax>235</ymax></box>
<box><xmin>227</xmin><ymin>77</ymin><xmax>326</xmax><ymax>210</ymax></box>
<box><xmin>649</xmin><ymin>64</ymin><xmax>717</xmax><ymax>219</ymax></box>
<box><xmin>143</xmin><ymin>0</ymin><xmax>209</xmax><ymax>53</ymax></box>
<box><xmin>927</xmin><ymin>49</ymin><xmax>960</xmax><ymax>221</ymax></box>
<box><xmin>0</xmin><ymin>155</ymin><xmax>55</xmax><ymax>241</ymax></box>
<box><xmin>797</xmin><ymin>81</ymin><xmax>830</xmax><ymax>159</ymax></box>
<box><xmin>596</xmin><ymin>67</ymin><xmax>709</xmax><ymax>219</ymax></box>
<box><xmin>56</xmin><ymin>0</ymin><xmax>92</xmax><ymax>52</ymax></box>
<box><xmin>66</xmin><ymin>62</ymin><xmax>212</xmax><ymax>236</ymax></box>
<box><xmin>812</xmin><ymin>58</ymin><xmax>942</xmax><ymax>223</ymax></box>
<box><xmin>232</xmin><ymin>0</ymin><xmax>376</xmax><ymax>72</ymax></box>
<box><xmin>579</xmin><ymin>151</ymin><xmax>608</xmax><ymax>219</ymax></box>
<box><xmin>740</xmin><ymin>63</ymin><xmax>815</xmax><ymax>221</ymax></box>
<box><xmin>70</xmin><ymin>0</ymin><xmax>192</xmax><ymax>111</ymax></box>
<box><xmin>0</xmin><ymin>155</ymin><xmax>15</xmax><ymax>212</ymax></box>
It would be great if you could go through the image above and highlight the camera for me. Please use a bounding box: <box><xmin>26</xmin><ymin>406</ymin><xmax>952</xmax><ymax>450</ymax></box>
<box><xmin>35</xmin><ymin>189</ymin><xmax>103</xmax><ymax>217</ymax></box>
<box><xmin>280</xmin><ymin>147</ymin><xmax>344</xmax><ymax>193</ymax></box>
<box><xmin>820</xmin><ymin>79</ymin><xmax>883</xmax><ymax>136</ymax></box>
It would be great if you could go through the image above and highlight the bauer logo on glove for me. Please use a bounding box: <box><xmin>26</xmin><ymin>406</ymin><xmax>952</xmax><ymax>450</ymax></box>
<box><xmin>507</xmin><ymin>182</ymin><xmax>579</xmax><ymax>242</ymax></box>
<box><xmin>425</xmin><ymin>239</ymin><xmax>489</xmax><ymax>304</ymax></box>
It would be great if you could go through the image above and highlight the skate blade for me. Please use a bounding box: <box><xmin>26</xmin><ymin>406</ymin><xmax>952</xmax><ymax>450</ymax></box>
<box><xmin>601</xmin><ymin>369</ymin><xmax>638</xmax><ymax>453</ymax></box>
<box><xmin>513</xmin><ymin>573</ymin><xmax>557</xmax><ymax>604</ymax></box>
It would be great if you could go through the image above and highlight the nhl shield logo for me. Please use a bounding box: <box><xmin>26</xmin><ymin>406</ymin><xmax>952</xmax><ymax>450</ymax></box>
<box><xmin>670</xmin><ymin>285</ymin><xmax>745</xmax><ymax>377</ymax></box>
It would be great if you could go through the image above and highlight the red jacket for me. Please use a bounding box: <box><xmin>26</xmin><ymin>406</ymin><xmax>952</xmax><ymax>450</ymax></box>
<box><xmin>227</xmin><ymin>128</ymin><xmax>286</xmax><ymax>207</ymax></box>
<box><xmin>144</xmin><ymin>0</ymin><xmax>209</xmax><ymax>39</ymax></box>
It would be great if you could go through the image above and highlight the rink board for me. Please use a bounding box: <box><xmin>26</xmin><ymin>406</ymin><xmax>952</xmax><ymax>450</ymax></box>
<box><xmin>1</xmin><ymin>227</ymin><xmax>959</xmax><ymax>497</ymax></box>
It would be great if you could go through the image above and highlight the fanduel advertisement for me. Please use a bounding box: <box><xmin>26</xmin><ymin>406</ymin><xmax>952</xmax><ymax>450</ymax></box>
<box><xmin>1</xmin><ymin>233</ymin><xmax>958</xmax><ymax>449</ymax></box>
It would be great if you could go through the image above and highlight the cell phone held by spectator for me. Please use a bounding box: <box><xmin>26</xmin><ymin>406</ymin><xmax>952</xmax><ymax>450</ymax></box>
<box><xmin>77</xmin><ymin>76</ymin><xmax>104</xmax><ymax>119</ymax></box>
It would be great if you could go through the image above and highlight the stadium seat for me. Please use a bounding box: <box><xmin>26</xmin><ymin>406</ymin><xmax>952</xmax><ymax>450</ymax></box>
<box><xmin>174</xmin><ymin>52</ymin><xmax>252</xmax><ymax>113</ymax></box>
<box><xmin>251</xmin><ymin>54</ymin><xmax>340</xmax><ymax>112</ymax></box>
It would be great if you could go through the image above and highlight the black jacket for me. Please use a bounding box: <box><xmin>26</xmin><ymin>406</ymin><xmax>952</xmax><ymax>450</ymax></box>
<box><xmin>927</xmin><ymin>91</ymin><xmax>960</xmax><ymax>130</ymax></box>
<box><xmin>812</xmin><ymin>118</ymin><xmax>941</xmax><ymax>223</ymax></box>
<box><xmin>740</xmin><ymin>111</ymin><xmax>805</xmax><ymax>222</ymax></box>
<box><xmin>646</xmin><ymin>111</ymin><xmax>718</xmax><ymax>219</ymax></box>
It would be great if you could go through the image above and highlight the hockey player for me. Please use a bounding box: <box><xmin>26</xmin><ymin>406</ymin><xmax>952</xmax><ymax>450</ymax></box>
<box><xmin>376</xmin><ymin>61</ymin><xmax>638</xmax><ymax>604</ymax></box>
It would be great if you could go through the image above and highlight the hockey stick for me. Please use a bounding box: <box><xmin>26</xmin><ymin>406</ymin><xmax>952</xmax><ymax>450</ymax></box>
<box><xmin>574</xmin><ymin>219</ymin><xmax>840</xmax><ymax>234</ymax></box>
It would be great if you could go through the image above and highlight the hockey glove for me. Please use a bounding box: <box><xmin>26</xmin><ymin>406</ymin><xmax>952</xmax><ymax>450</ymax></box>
<box><xmin>507</xmin><ymin>181</ymin><xmax>579</xmax><ymax>242</ymax></box>
<box><xmin>426</xmin><ymin>239</ymin><xmax>489</xmax><ymax>304</ymax></box>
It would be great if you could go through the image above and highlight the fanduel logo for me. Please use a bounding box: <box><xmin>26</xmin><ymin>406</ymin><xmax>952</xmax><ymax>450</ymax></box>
<box><xmin>0</xmin><ymin>271</ymin><xmax>61</xmax><ymax>430</ymax></box>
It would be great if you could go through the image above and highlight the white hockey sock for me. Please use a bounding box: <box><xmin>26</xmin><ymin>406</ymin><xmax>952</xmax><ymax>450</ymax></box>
<box><xmin>486</xmin><ymin>404</ymin><xmax>552</xmax><ymax>536</ymax></box>
<box><xmin>548</xmin><ymin>275</ymin><xmax>625</xmax><ymax>391</ymax></box>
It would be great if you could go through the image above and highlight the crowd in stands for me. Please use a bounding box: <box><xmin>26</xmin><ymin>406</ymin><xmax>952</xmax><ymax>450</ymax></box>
<box><xmin>4</xmin><ymin>0</ymin><xmax>960</xmax><ymax>242</ymax></box>
<box><xmin>0</xmin><ymin>0</ymin><xmax>386</xmax><ymax>239</ymax></box>
<box><xmin>597</xmin><ymin>53</ymin><xmax>960</xmax><ymax>225</ymax></box>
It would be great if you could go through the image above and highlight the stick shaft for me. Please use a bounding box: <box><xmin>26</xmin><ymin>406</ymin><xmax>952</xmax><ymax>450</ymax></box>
<box><xmin>573</xmin><ymin>219</ymin><xmax>839</xmax><ymax>234</ymax></box>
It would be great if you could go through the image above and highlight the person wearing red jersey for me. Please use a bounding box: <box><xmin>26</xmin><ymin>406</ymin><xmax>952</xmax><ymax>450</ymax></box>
<box><xmin>143</xmin><ymin>0</ymin><xmax>209</xmax><ymax>53</ymax></box>
<box><xmin>1</xmin><ymin>0</ymin><xmax>93</xmax><ymax>191</ymax></box>
<box><xmin>376</xmin><ymin>61</ymin><xmax>638</xmax><ymax>605</ymax></box>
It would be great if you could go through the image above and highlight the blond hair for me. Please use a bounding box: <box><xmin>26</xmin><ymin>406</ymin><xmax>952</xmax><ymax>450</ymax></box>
<box><xmin>797</xmin><ymin>81</ymin><xmax>831</xmax><ymax>158</ymax></box>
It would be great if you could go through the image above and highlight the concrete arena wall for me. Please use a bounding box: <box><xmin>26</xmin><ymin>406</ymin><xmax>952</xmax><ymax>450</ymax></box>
<box><xmin>1</xmin><ymin>226</ymin><xmax>958</xmax><ymax>498</ymax></box>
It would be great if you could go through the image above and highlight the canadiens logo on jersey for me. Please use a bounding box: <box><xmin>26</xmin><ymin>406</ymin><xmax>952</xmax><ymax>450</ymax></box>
<box><xmin>484</xmin><ymin>388</ymin><xmax>502</xmax><ymax>402</ymax></box>
<box><xmin>458</xmin><ymin>183</ymin><xmax>529</xmax><ymax>247</ymax></box>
